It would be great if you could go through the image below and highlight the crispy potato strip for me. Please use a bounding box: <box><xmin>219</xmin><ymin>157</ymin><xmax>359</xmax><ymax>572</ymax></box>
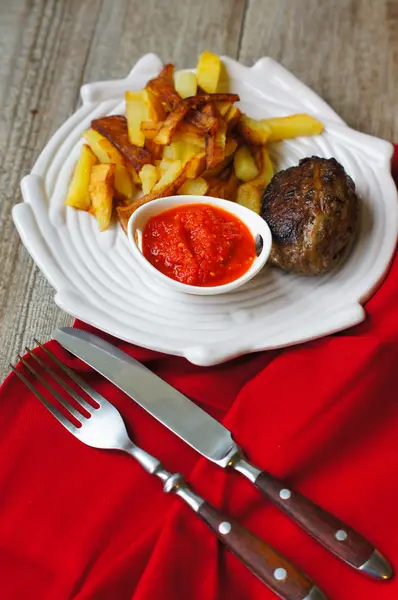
<box><xmin>91</xmin><ymin>116</ymin><xmax>152</xmax><ymax>172</ymax></box>
<box><xmin>146</xmin><ymin>64</ymin><xmax>181</xmax><ymax>111</ymax></box>
<box><xmin>206</xmin><ymin>120</ymin><xmax>227</xmax><ymax>169</ymax></box>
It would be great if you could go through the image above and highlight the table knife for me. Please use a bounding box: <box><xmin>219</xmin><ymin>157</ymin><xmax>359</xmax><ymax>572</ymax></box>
<box><xmin>54</xmin><ymin>327</ymin><xmax>393</xmax><ymax>581</ymax></box>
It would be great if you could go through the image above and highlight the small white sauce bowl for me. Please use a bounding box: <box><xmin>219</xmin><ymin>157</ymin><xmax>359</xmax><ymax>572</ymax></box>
<box><xmin>127</xmin><ymin>195</ymin><xmax>272</xmax><ymax>296</ymax></box>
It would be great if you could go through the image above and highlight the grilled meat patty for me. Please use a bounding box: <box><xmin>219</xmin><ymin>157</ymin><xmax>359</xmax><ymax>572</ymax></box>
<box><xmin>261</xmin><ymin>156</ymin><xmax>359</xmax><ymax>275</ymax></box>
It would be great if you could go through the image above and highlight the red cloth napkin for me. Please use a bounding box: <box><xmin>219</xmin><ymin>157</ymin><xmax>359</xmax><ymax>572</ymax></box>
<box><xmin>1</xmin><ymin>152</ymin><xmax>398</xmax><ymax>600</ymax></box>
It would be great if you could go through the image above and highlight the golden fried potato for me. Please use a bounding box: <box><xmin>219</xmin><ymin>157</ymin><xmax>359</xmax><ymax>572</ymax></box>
<box><xmin>174</xmin><ymin>71</ymin><xmax>197</xmax><ymax>99</ymax></box>
<box><xmin>157</xmin><ymin>158</ymin><xmax>178</xmax><ymax>177</ymax></box>
<box><xmin>178</xmin><ymin>177</ymin><xmax>208</xmax><ymax>196</ymax></box>
<box><xmin>186</xmin><ymin>108</ymin><xmax>218</xmax><ymax>135</ymax></box>
<box><xmin>125</xmin><ymin>91</ymin><xmax>149</xmax><ymax>147</ymax></box>
<box><xmin>202</xmin><ymin>154</ymin><xmax>233</xmax><ymax>179</ymax></box>
<box><xmin>89</xmin><ymin>164</ymin><xmax>115</xmax><ymax>231</ymax></box>
<box><xmin>225</xmin><ymin>137</ymin><xmax>238</xmax><ymax>157</ymax></box>
<box><xmin>224</xmin><ymin>105</ymin><xmax>242</xmax><ymax>132</ymax></box>
<box><xmin>236</xmin><ymin>181</ymin><xmax>263</xmax><ymax>214</ymax></box>
<box><xmin>140</xmin><ymin>120</ymin><xmax>161</xmax><ymax>140</ymax></box>
<box><xmin>196</xmin><ymin>51</ymin><xmax>221</xmax><ymax>94</ymax></box>
<box><xmin>172</xmin><ymin>129</ymin><xmax>206</xmax><ymax>149</ymax></box>
<box><xmin>65</xmin><ymin>144</ymin><xmax>98</xmax><ymax>210</ymax></box>
<box><xmin>163</xmin><ymin>141</ymin><xmax>201</xmax><ymax>163</ymax></box>
<box><xmin>153</xmin><ymin>101</ymin><xmax>191</xmax><ymax>145</ymax></box>
<box><xmin>185</xmin><ymin>151</ymin><xmax>207</xmax><ymax>179</ymax></box>
<box><xmin>153</xmin><ymin>160</ymin><xmax>183</xmax><ymax>191</ymax></box>
<box><xmin>84</xmin><ymin>129</ymin><xmax>133</xmax><ymax>200</ymax></box>
<box><xmin>145</xmin><ymin>137</ymin><xmax>163</xmax><ymax>161</ymax></box>
<box><xmin>253</xmin><ymin>146</ymin><xmax>274</xmax><ymax>185</ymax></box>
<box><xmin>239</xmin><ymin>115</ymin><xmax>271</xmax><ymax>145</ymax></box>
<box><xmin>146</xmin><ymin>64</ymin><xmax>181</xmax><ymax>112</ymax></box>
<box><xmin>234</xmin><ymin>146</ymin><xmax>259</xmax><ymax>182</ymax></box>
<box><xmin>142</xmin><ymin>88</ymin><xmax>166</xmax><ymax>122</ymax></box>
<box><xmin>264</xmin><ymin>114</ymin><xmax>324</xmax><ymax>141</ymax></box>
<box><xmin>215</xmin><ymin>101</ymin><xmax>232</xmax><ymax>117</ymax></box>
<box><xmin>206</xmin><ymin>120</ymin><xmax>227</xmax><ymax>169</ymax></box>
<box><xmin>139</xmin><ymin>164</ymin><xmax>158</xmax><ymax>194</ymax></box>
<box><xmin>92</xmin><ymin>116</ymin><xmax>152</xmax><ymax>172</ymax></box>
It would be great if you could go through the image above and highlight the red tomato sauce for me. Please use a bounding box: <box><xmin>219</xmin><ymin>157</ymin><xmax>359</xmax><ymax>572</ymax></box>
<box><xmin>142</xmin><ymin>204</ymin><xmax>256</xmax><ymax>287</ymax></box>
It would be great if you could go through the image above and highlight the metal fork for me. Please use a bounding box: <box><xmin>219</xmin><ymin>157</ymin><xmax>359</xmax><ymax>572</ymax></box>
<box><xmin>11</xmin><ymin>342</ymin><xmax>327</xmax><ymax>600</ymax></box>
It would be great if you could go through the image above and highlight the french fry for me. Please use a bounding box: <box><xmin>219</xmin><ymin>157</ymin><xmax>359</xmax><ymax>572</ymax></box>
<box><xmin>185</xmin><ymin>151</ymin><xmax>207</xmax><ymax>179</ymax></box>
<box><xmin>139</xmin><ymin>164</ymin><xmax>158</xmax><ymax>194</ymax></box>
<box><xmin>153</xmin><ymin>101</ymin><xmax>191</xmax><ymax>145</ymax></box>
<box><xmin>225</xmin><ymin>105</ymin><xmax>242</xmax><ymax>132</ymax></box>
<box><xmin>234</xmin><ymin>145</ymin><xmax>259</xmax><ymax>182</ymax></box>
<box><xmin>153</xmin><ymin>160</ymin><xmax>183</xmax><ymax>191</ymax></box>
<box><xmin>172</xmin><ymin>122</ymin><xmax>206</xmax><ymax>149</ymax></box>
<box><xmin>128</xmin><ymin>165</ymin><xmax>141</xmax><ymax>186</ymax></box>
<box><xmin>196</xmin><ymin>50</ymin><xmax>221</xmax><ymax>93</ymax></box>
<box><xmin>215</xmin><ymin>101</ymin><xmax>232</xmax><ymax>117</ymax></box>
<box><xmin>89</xmin><ymin>164</ymin><xmax>115</xmax><ymax>231</ymax></box>
<box><xmin>125</xmin><ymin>91</ymin><xmax>149</xmax><ymax>147</ymax></box>
<box><xmin>202</xmin><ymin>154</ymin><xmax>234</xmax><ymax>179</ymax></box>
<box><xmin>92</xmin><ymin>116</ymin><xmax>152</xmax><ymax>172</ymax></box>
<box><xmin>206</xmin><ymin>120</ymin><xmax>227</xmax><ymax>169</ymax></box>
<box><xmin>65</xmin><ymin>144</ymin><xmax>97</xmax><ymax>210</ymax></box>
<box><xmin>158</xmin><ymin>158</ymin><xmax>178</xmax><ymax>177</ymax></box>
<box><xmin>84</xmin><ymin>129</ymin><xmax>133</xmax><ymax>200</ymax></box>
<box><xmin>145</xmin><ymin>137</ymin><xmax>163</xmax><ymax>160</ymax></box>
<box><xmin>141</xmin><ymin>120</ymin><xmax>162</xmax><ymax>140</ymax></box>
<box><xmin>253</xmin><ymin>146</ymin><xmax>274</xmax><ymax>185</ymax></box>
<box><xmin>178</xmin><ymin>177</ymin><xmax>208</xmax><ymax>196</ymax></box>
<box><xmin>262</xmin><ymin>114</ymin><xmax>324</xmax><ymax>141</ymax></box>
<box><xmin>225</xmin><ymin>137</ymin><xmax>238</xmax><ymax>156</ymax></box>
<box><xmin>142</xmin><ymin>88</ymin><xmax>166</xmax><ymax>122</ymax></box>
<box><xmin>172</xmin><ymin>130</ymin><xmax>206</xmax><ymax>149</ymax></box>
<box><xmin>239</xmin><ymin>115</ymin><xmax>271</xmax><ymax>145</ymax></box>
<box><xmin>146</xmin><ymin>64</ymin><xmax>181</xmax><ymax>111</ymax></box>
<box><xmin>236</xmin><ymin>180</ymin><xmax>264</xmax><ymax>214</ymax></box>
<box><xmin>186</xmin><ymin>109</ymin><xmax>219</xmax><ymax>135</ymax></box>
<box><xmin>174</xmin><ymin>71</ymin><xmax>197</xmax><ymax>98</ymax></box>
<box><xmin>163</xmin><ymin>141</ymin><xmax>201</xmax><ymax>163</ymax></box>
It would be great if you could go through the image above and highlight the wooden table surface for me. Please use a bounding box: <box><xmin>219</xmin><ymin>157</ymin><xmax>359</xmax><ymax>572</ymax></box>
<box><xmin>1</xmin><ymin>0</ymin><xmax>397</xmax><ymax>381</ymax></box>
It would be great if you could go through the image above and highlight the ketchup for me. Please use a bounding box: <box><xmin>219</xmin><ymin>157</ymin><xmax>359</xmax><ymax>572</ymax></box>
<box><xmin>142</xmin><ymin>204</ymin><xmax>255</xmax><ymax>287</ymax></box>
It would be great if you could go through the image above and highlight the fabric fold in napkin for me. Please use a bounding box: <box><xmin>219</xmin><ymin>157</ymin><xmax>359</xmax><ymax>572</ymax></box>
<box><xmin>1</xmin><ymin>150</ymin><xmax>398</xmax><ymax>600</ymax></box>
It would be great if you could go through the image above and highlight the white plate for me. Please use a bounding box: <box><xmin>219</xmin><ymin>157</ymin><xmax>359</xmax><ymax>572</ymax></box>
<box><xmin>13</xmin><ymin>54</ymin><xmax>398</xmax><ymax>366</ymax></box>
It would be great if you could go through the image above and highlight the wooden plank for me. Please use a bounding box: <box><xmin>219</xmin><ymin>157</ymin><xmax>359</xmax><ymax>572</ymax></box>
<box><xmin>239</xmin><ymin>0</ymin><xmax>398</xmax><ymax>140</ymax></box>
<box><xmin>0</xmin><ymin>0</ymin><xmax>246</xmax><ymax>381</ymax></box>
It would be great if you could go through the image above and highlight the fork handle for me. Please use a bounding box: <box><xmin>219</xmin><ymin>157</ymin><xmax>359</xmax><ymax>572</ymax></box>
<box><xmin>232</xmin><ymin>458</ymin><xmax>393</xmax><ymax>580</ymax></box>
<box><xmin>168</xmin><ymin>475</ymin><xmax>325</xmax><ymax>599</ymax></box>
<box><xmin>196</xmin><ymin>501</ymin><xmax>325</xmax><ymax>600</ymax></box>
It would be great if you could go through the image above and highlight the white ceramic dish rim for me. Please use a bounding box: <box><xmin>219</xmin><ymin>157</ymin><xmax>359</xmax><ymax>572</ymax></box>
<box><xmin>12</xmin><ymin>53</ymin><xmax>398</xmax><ymax>365</ymax></box>
<box><xmin>127</xmin><ymin>195</ymin><xmax>272</xmax><ymax>296</ymax></box>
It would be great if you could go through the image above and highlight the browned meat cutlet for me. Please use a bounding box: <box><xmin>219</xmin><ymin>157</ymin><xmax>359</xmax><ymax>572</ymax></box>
<box><xmin>261</xmin><ymin>156</ymin><xmax>359</xmax><ymax>275</ymax></box>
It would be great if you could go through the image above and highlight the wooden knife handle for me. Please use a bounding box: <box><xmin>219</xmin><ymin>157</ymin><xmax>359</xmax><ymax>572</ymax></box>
<box><xmin>250</xmin><ymin>469</ymin><xmax>393</xmax><ymax>580</ymax></box>
<box><xmin>197</xmin><ymin>502</ymin><xmax>326</xmax><ymax>600</ymax></box>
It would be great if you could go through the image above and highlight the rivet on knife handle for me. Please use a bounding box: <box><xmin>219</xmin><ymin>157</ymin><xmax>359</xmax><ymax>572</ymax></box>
<box><xmin>231</xmin><ymin>457</ymin><xmax>393</xmax><ymax>581</ymax></box>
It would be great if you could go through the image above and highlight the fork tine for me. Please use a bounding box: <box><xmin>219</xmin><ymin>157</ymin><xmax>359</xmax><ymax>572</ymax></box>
<box><xmin>10</xmin><ymin>364</ymin><xmax>79</xmax><ymax>433</ymax></box>
<box><xmin>25</xmin><ymin>347</ymin><xmax>95</xmax><ymax>415</ymax></box>
<box><xmin>17</xmin><ymin>354</ymin><xmax>85</xmax><ymax>424</ymax></box>
<box><xmin>34</xmin><ymin>339</ymin><xmax>107</xmax><ymax>408</ymax></box>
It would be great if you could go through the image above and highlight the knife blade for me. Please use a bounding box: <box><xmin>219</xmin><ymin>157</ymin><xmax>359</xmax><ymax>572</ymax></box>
<box><xmin>54</xmin><ymin>327</ymin><xmax>393</xmax><ymax>581</ymax></box>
